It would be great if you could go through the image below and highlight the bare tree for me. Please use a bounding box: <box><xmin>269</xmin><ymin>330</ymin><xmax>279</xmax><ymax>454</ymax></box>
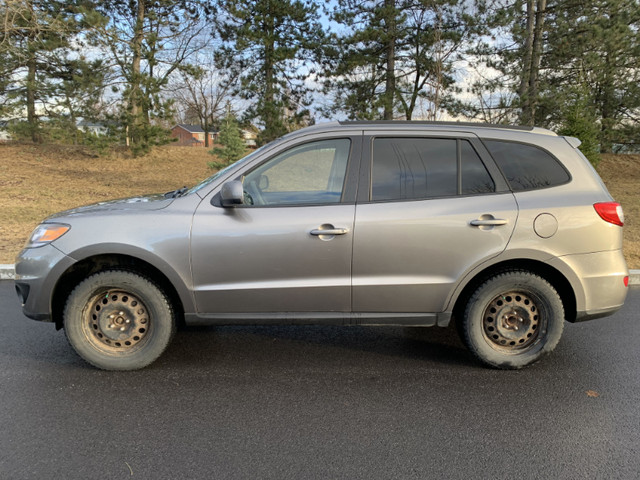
<box><xmin>170</xmin><ymin>51</ymin><xmax>236</xmax><ymax>147</ymax></box>
<box><xmin>89</xmin><ymin>0</ymin><xmax>210</xmax><ymax>153</ymax></box>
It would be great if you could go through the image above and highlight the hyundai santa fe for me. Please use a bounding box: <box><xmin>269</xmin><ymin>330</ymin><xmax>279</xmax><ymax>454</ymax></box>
<box><xmin>14</xmin><ymin>121</ymin><xmax>629</xmax><ymax>370</ymax></box>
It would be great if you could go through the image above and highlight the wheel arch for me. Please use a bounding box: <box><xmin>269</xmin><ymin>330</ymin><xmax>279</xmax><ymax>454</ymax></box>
<box><xmin>450</xmin><ymin>259</ymin><xmax>577</xmax><ymax>325</ymax></box>
<box><xmin>52</xmin><ymin>252</ymin><xmax>191</xmax><ymax>330</ymax></box>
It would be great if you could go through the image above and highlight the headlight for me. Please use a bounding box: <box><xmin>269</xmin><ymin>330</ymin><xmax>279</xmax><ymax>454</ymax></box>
<box><xmin>25</xmin><ymin>223</ymin><xmax>70</xmax><ymax>248</ymax></box>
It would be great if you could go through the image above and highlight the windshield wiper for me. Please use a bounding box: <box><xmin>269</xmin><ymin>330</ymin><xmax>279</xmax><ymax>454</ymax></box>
<box><xmin>164</xmin><ymin>186</ymin><xmax>188</xmax><ymax>199</ymax></box>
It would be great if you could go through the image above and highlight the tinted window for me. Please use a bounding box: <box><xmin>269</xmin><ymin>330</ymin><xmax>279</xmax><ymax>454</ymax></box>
<box><xmin>484</xmin><ymin>140</ymin><xmax>570</xmax><ymax>191</ymax></box>
<box><xmin>371</xmin><ymin>138</ymin><xmax>494</xmax><ymax>201</ymax></box>
<box><xmin>243</xmin><ymin>139</ymin><xmax>350</xmax><ymax>206</ymax></box>
<box><xmin>372</xmin><ymin>138</ymin><xmax>457</xmax><ymax>201</ymax></box>
<box><xmin>461</xmin><ymin>141</ymin><xmax>494</xmax><ymax>194</ymax></box>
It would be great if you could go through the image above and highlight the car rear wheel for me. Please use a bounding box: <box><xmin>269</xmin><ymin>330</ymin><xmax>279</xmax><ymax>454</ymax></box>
<box><xmin>461</xmin><ymin>270</ymin><xmax>564</xmax><ymax>369</ymax></box>
<box><xmin>63</xmin><ymin>270</ymin><xmax>175</xmax><ymax>370</ymax></box>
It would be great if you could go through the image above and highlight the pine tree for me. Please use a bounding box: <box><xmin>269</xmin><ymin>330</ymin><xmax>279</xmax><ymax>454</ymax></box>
<box><xmin>465</xmin><ymin>0</ymin><xmax>640</xmax><ymax>153</ymax></box>
<box><xmin>462</xmin><ymin>0</ymin><xmax>548</xmax><ymax>125</ymax></box>
<box><xmin>0</xmin><ymin>0</ymin><xmax>106</xmax><ymax>142</ymax></box>
<box><xmin>324</xmin><ymin>0</ymin><xmax>484</xmax><ymax>120</ymax></box>
<box><xmin>209</xmin><ymin>107</ymin><xmax>246</xmax><ymax>170</ymax></box>
<box><xmin>543</xmin><ymin>0</ymin><xmax>640</xmax><ymax>152</ymax></box>
<box><xmin>214</xmin><ymin>0</ymin><xmax>324</xmax><ymax>145</ymax></box>
<box><xmin>323</xmin><ymin>0</ymin><xmax>404</xmax><ymax>120</ymax></box>
<box><xmin>556</xmin><ymin>84</ymin><xmax>601</xmax><ymax>166</ymax></box>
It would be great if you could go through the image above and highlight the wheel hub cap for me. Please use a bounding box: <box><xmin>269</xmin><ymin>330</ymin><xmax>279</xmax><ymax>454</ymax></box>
<box><xmin>483</xmin><ymin>292</ymin><xmax>540</xmax><ymax>350</ymax></box>
<box><xmin>86</xmin><ymin>291</ymin><xmax>150</xmax><ymax>349</ymax></box>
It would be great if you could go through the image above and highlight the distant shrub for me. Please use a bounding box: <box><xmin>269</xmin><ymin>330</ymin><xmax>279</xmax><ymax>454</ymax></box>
<box><xmin>209</xmin><ymin>111</ymin><xmax>246</xmax><ymax>170</ymax></box>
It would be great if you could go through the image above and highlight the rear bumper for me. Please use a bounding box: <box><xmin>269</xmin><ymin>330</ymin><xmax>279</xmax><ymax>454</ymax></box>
<box><xmin>575</xmin><ymin>305</ymin><xmax>624</xmax><ymax>323</ymax></box>
<box><xmin>549</xmin><ymin>249</ymin><xmax>628</xmax><ymax>323</ymax></box>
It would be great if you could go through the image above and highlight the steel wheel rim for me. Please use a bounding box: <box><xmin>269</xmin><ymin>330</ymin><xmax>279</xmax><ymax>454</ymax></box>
<box><xmin>83</xmin><ymin>289</ymin><xmax>151</xmax><ymax>352</ymax></box>
<box><xmin>482</xmin><ymin>291</ymin><xmax>545</xmax><ymax>352</ymax></box>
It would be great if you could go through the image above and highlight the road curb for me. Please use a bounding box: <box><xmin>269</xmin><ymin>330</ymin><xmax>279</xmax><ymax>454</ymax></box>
<box><xmin>0</xmin><ymin>264</ymin><xmax>15</xmax><ymax>280</ymax></box>
<box><xmin>2</xmin><ymin>263</ymin><xmax>640</xmax><ymax>284</ymax></box>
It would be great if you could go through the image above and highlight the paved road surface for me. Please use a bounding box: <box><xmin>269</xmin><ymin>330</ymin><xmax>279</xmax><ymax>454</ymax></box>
<box><xmin>1</xmin><ymin>281</ymin><xmax>639</xmax><ymax>479</ymax></box>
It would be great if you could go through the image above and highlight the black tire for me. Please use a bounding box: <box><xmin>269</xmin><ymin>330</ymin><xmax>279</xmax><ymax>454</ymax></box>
<box><xmin>63</xmin><ymin>270</ymin><xmax>176</xmax><ymax>370</ymax></box>
<box><xmin>460</xmin><ymin>270</ymin><xmax>564</xmax><ymax>369</ymax></box>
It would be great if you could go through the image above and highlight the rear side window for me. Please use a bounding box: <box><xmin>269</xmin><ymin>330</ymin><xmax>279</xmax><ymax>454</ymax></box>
<box><xmin>371</xmin><ymin>138</ymin><xmax>494</xmax><ymax>201</ymax></box>
<box><xmin>484</xmin><ymin>140</ymin><xmax>570</xmax><ymax>191</ymax></box>
<box><xmin>461</xmin><ymin>141</ymin><xmax>494</xmax><ymax>195</ymax></box>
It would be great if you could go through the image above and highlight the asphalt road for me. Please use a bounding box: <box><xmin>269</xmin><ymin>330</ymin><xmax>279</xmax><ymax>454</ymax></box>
<box><xmin>1</xmin><ymin>281</ymin><xmax>639</xmax><ymax>480</ymax></box>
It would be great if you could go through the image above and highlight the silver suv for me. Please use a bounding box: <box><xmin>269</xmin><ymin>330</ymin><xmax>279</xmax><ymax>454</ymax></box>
<box><xmin>15</xmin><ymin>121</ymin><xmax>629</xmax><ymax>370</ymax></box>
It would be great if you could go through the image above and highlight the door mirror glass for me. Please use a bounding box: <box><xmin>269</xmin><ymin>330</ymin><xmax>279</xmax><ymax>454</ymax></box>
<box><xmin>220</xmin><ymin>180</ymin><xmax>244</xmax><ymax>207</ymax></box>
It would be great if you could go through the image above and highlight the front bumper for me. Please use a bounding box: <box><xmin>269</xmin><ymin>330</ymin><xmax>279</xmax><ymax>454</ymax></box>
<box><xmin>14</xmin><ymin>244</ymin><xmax>75</xmax><ymax>322</ymax></box>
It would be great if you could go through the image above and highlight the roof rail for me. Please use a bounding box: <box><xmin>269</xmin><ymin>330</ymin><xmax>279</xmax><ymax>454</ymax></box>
<box><xmin>338</xmin><ymin>120</ymin><xmax>557</xmax><ymax>136</ymax></box>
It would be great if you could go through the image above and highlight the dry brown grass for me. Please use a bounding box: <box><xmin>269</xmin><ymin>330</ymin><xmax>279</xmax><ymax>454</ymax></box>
<box><xmin>1</xmin><ymin>144</ymin><xmax>639</xmax><ymax>268</ymax></box>
<box><xmin>0</xmin><ymin>143</ymin><xmax>213</xmax><ymax>263</ymax></box>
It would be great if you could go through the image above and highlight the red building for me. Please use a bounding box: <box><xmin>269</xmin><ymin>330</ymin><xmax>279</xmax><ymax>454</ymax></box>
<box><xmin>170</xmin><ymin>124</ymin><xmax>218</xmax><ymax>147</ymax></box>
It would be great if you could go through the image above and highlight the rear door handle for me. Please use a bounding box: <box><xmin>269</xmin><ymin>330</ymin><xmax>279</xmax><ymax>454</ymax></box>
<box><xmin>469</xmin><ymin>219</ymin><xmax>508</xmax><ymax>226</ymax></box>
<box><xmin>310</xmin><ymin>227</ymin><xmax>349</xmax><ymax>236</ymax></box>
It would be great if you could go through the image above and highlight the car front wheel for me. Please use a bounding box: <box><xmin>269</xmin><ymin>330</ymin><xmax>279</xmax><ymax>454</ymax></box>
<box><xmin>461</xmin><ymin>270</ymin><xmax>564</xmax><ymax>369</ymax></box>
<box><xmin>63</xmin><ymin>269</ymin><xmax>175</xmax><ymax>370</ymax></box>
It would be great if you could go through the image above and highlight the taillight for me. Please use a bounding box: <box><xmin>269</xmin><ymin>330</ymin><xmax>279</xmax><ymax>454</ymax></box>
<box><xmin>594</xmin><ymin>202</ymin><xmax>624</xmax><ymax>227</ymax></box>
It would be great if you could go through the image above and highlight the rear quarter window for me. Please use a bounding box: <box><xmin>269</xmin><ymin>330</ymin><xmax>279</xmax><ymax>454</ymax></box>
<box><xmin>483</xmin><ymin>140</ymin><xmax>570</xmax><ymax>191</ymax></box>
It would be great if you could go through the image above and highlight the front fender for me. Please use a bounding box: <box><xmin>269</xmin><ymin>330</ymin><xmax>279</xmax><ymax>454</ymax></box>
<box><xmin>65</xmin><ymin>243</ymin><xmax>196</xmax><ymax>314</ymax></box>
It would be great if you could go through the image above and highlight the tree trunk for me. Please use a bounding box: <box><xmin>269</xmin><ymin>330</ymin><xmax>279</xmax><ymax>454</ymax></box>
<box><xmin>129</xmin><ymin>0</ymin><xmax>145</xmax><ymax>147</ymax></box>
<box><xmin>262</xmin><ymin>9</ymin><xmax>277</xmax><ymax>143</ymax></box>
<box><xmin>264</xmin><ymin>44</ymin><xmax>274</xmax><ymax>127</ymax></box>
<box><xmin>518</xmin><ymin>0</ymin><xmax>535</xmax><ymax>125</ymax></box>
<box><xmin>431</xmin><ymin>7</ymin><xmax>444</xmax><ymax>121</ymax></box>
<box><xmin>528</xmin><ymin>0</ymin><xmax>546</xmax><ymax>124</ymax></box>
<box><xmin>599</xmin><ymin>52</ymin><xmax>615</xmax><ymax>153</ymax></box>
<box><xmin>26</xmin><ymin>1</ymin><xmax>39</xmax><ymax>143</ymax></box>
<box><xmin>26</xmin><ymin>48</ymin><xmax>38</xmax><ymax>143</ymax></box>
<box><xmin>203</xmin><ymin>117</ymin><xmax>210</xmax><ymax>147</ymax></box>
<box><xmin>383</xmin><ymin>0</ymin><xmax>396</xmax><ymax>120</ymax></box>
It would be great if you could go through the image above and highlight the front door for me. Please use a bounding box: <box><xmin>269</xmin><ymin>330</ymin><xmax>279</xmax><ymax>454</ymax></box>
<box><xmin>190</xmin><ymin>137</ymin><xmax>359</xmax><ymax>316</ymax></box>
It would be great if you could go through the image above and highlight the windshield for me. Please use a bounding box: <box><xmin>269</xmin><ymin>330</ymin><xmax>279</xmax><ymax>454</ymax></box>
<box><xmin>185</xmin><ymin>144</ymin><xmax>270</xmax><ymax>196</ymax></box>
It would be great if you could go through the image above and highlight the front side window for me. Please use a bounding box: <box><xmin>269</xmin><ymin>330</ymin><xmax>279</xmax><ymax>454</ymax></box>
<box><xmin>371</xmin><ymin>137</ymin><xmax>494</xmax><ymax>201</ymax></box>
<box><xmin>242</xmin><ymin>138</ymin><xmax>351</xmax><ymax>206</ymax></box>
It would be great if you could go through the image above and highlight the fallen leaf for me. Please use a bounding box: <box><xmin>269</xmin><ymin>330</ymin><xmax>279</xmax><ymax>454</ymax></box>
<box><xmin>586</xmin><ymin>390</ymin><xmax>600</xmax><ymax>398</ymax></box>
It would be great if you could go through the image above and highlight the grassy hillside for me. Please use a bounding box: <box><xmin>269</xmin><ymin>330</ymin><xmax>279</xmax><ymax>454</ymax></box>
<box><xmin>0</xmin><ymin>143</ymin><xmax>212</xmax><ymax>264</ymax></box>
<box><xmin>1</xmin><ymin>144</ymin><xmax>638</xmax><ymax>268</ymax></box>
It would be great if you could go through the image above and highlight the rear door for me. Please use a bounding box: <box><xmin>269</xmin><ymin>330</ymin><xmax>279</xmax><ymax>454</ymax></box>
<box><xmin>352</xmin><ymin>132</ymin><xmax>518</xmax><ymax>313</ymax></box>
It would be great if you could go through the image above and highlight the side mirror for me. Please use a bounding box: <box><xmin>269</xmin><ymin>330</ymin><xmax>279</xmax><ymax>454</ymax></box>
<box><xmin>220</xmin><ymin>180</ymin><xmax>244</xmax><ymax>207</ymax></box>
